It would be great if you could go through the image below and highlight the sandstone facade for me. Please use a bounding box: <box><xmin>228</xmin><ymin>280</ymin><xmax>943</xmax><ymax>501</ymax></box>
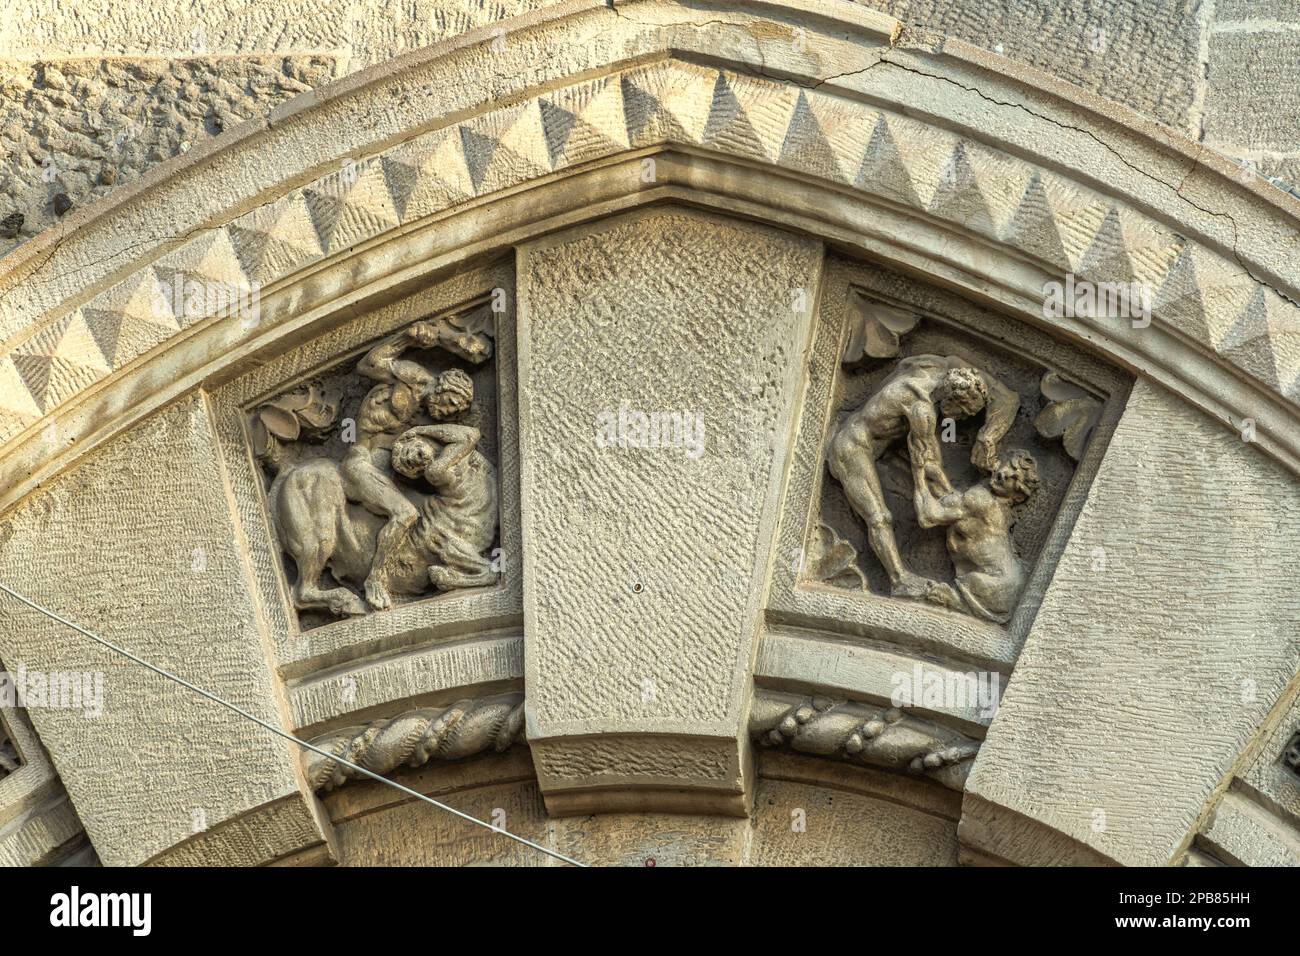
<box><xmin>0</xmin><ymin>0</ymin><xmax>1296</xmax><ymax>868</ymax></box>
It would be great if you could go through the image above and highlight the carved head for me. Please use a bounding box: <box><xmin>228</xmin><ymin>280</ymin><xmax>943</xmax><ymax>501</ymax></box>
<box><xmin>990</xmin><ymin>449</ymin><xmax>1039</xmax><ymax>503</ymax></box>
<box><xmin>424</xmin><ymin>368</ymin><xmax>474</xmax><ymax>419</ymax></box>
<box><xmin>937</xmin><ymin>367</ymin><xmax>989</xmax><ymax>420</ymax></box>
<box><xmin>391</xmin><ymin>434</ymin><xmax>435</xmax><ymax>480</ymax></box>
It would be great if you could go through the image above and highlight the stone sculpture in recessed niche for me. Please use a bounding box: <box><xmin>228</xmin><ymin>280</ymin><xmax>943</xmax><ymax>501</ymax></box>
<box><xmin>817</xmin><ymin>289</ymin><xmax>1107</xmax><ymax>623</ymax></box>
<box><xmin>249</xmin><ymin>309</ymin><xmax>501</xmax><ymax>621</ymax></box>
<box><xmin>825</xmin><ymin>353</ymin><xmax>1019</xmax><ymax>601</ymax></box>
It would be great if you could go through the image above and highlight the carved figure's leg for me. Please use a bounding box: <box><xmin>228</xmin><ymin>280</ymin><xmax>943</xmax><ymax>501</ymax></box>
<box><xmin>276</xmin><ymin>472</ymin><xmax>367</xmax><ymax>617</ymax></box>
<box><xmin>829</xmin><ymin>433</ymin><xmax>933</xmax><ymax>598</ymax></box>
<box><xmin>340</xmin><ymin>447</ymin><xmax>419</xmax><ymax>610</ymax></box>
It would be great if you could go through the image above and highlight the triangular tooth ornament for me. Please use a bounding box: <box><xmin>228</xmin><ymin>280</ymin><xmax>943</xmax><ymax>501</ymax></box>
<box><xmin>962</xmin><ymin>143</ymin><xmax>1037</xmax><ymax>238</ymax></box>
<box><xmin>0</xmin><ymin>354</ymin><xmax>45</xmax><ymax>428</ymax></box>
<box><xmin>724</xmin><ymin>72</ymin><xmax>800</xmax><ymax>164</ymax></box>
<box><xmin>541</xmin><ymin>77</ymin><xmax>631</xmax><ymax>169</ymax></box>
<box><xmin>700</xmin><ymin>73</ymin><xmax>769</xmax><ymax>162</ymax></box>
<box><xmin>390</xmin><ymin>128</ymin><xmax>477</xmax><ymax>222</ymax></box>
<box><xmin>620</xmin><ymin>62</ymin><xmax>718</xmax><ymax>148</ymax></box>
<box><xmin>158</xmin><ymin>228</ymin><xmax>252</xmax><ymax>291</ymax></box>
<box><xmin>1216</xmin><ymin>287</ymin><xmax>1281</xmax><ymax>388</ymax></box>
<box><xmin>539</xmin><ymin>98</ymin><xmax>580</xmax><ymax>168</ymax></box>
<box><xmin>1151</xmin><ymin>242</ymin><xmax>1214</xmax><ymax>348</ymax></box>
<box><xmin>1113</xmin><ymin>209</ymin><xmax>1182</xmax><ymax>292</ymax></box>
<box><xmin>153</xmin><ymin>228</ymin><xmax>259</xmax><ymax>329</ymax></box>
<box><xmin>228</xmin><ymin>193</ymin><xmax>325</xmax><ymax>285</ymax></box>
<box><xmin>1196</xmin><ymin>264</ymin><xmax>1259</xmax><ymax>349</ymax></box>
<box><xmin>885</xmin><ymin>116</ymin><xmax>961</xmax><ymax>209</ymax></box>
<box><xmin>1001</xmin><ymin>172</ymin><xmax>1072</xmax><ymax>270</ymax></box>
<box><xmin>795</xmin><ymin>93</ymin><xmax>878</xmax><ymax>186</ymax></box>
<box><xmin>926</xmin><ymin>142</ymin><xmax>997</xmax><ymax>237</ymax></box>
<box><xmin>12</xmin><ymin>310</ymin><xmax>111</xmax><ymax>411</ymax></box>
<box><xmin>854</xmin><ymin>112</ymin><xmax>922</xmax><ymax>208</ymax></box>
<box><xmin>1043</xmin><ymin>178</ymin><xmax>1111</xmax><ymax>273</ymax></box>
<box><xmin>778</xmin><ymin>91</ymin><xmax>842</xmax><ymax>181</ymax></box>
<box><xmin>1077</xmin><ymin>207</ymin><xmax>1138</xmax><ymax>286</ymax></box>
<box><xmin>471</xmin><ymin>102</ymin><xmax>553</xmax><ymax>195</ymax></box>
<box><xmin>304</xmin><ymin>158</ymin><xmax>401</xmax><ymax>254</ymax></box>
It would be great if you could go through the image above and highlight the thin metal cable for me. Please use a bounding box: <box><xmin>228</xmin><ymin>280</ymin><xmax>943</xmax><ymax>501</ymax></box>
<box><xmin>0</xmin><ymin>581</ymin><xmax>585</xmax><ymax>867</ymax></box>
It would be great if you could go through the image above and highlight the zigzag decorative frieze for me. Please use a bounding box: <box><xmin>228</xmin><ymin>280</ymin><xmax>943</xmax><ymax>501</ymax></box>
<box><xmin>3</xmin><ymin>58</ymin><xmax>1299</xmax><ymax>445</ymax></box>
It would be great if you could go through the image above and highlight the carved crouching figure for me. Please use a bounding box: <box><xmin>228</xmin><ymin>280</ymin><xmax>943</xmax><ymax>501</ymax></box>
<box><xmin>907</xmin><ymin>438</ymin><xmax>1040</xmax><ymax>623</ymax></box>
<box><xmin>390</xmin><ymin>425</ymin><xmax>499</xmax><ymax>590</ymax></box>
<box><xmin>269</xmin><ymin>423</ymin><xmax>499</xmax><ymax>617</ymax></box>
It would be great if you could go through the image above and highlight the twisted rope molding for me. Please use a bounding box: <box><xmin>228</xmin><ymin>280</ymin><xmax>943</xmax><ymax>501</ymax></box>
<box><xmin>302</xmin><ymin>694</ymin><xmax>525</xmax><ymax>793</ymax></box>
<box><xmin>302</xmin><ymin>690</ymin><xmax>979</xmax><ymax>794</ymax></box>
<box><xmin>749</xmin><ymin>692</ymin><xmax>980</xmax><ymax>792</ymax></box>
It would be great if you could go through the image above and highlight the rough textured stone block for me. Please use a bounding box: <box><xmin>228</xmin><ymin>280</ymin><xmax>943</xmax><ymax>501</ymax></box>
<box><xmin>517</xmin><ymin>207</ymin><xmax>821</xmax><ymax>813</ymax></box>
<box><xmin>0</xmin><ymin>393</ymin><xmax>325</xmax><ymax>865</ymax></box>
<box><xmin>1204</xmin><ymin>29</ymin><xmax>1300</xmax><ymax>153</ymax></box>
<box><xmin>856</xmin><ymin>0</ymin><xmax>1203</xmax><ymax>131</ymax></box>
<box><xmin>0</xmin><ymin>55</ymin><xmax>338</xmax><ymax>257</ymax></box>
<box><xmin>966</xmin><ymin>378</ymin><xmax>1300</xmax><ymax>865</ymax></box>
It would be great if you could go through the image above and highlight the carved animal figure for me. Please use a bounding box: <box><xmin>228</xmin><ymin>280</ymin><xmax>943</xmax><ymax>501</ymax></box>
<box><xmin>268</xmin><ymin>429</ymin><xmax>498</xmax><ymax>617</ymax></box>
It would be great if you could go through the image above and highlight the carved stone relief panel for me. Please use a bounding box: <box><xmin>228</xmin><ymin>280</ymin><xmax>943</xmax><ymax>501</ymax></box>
<box><xmin>818</xmin><ymin>298</ymin><xmax>1090</xmax><ymax>623</ymax></box>
<box><xmin>247</xmin><ymin>306</ymin><xmax>500</xmax><ymax>630</ymax></box>
<box><xmin>210</xmin><ymin>260</ymin><xmax>522</xmax><ymax>682</ymax></box>
<box><xmin>769</xmin><ymin>256</ymin><xmax>1130</xmax><ymax>669</ymax></box>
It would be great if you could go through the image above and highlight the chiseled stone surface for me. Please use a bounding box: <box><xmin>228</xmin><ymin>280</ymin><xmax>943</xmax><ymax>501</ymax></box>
<box><xmin>0</xmin><ymin>0</ymin><xmax>554</xmax><ymax>63</ymax></box>
<box><xmin>1204</xmin><ymin>29</ymin><xmax>1300</xmax><ymax>154</ymax></box>
<box><xmin>0</xmin><ymin>0</ymin><xmax>1296</xmax><ymax>869</ymax></box>
<box><xmin>518</xmin><ymin>207</ymin><xmax>820</xmax><ymax>811</ymax></box>
<box><xmin>0</xmin><ymin>394</ymin><xmax>325</xmax><ymax>866</ymax></box>
<box><xmin>859</xmin><ymin>0</ymin><xmax>1203</xmax><ymax>133</ymax></box>
<box><xmin>0</xmin><ymin>55</ymin><xmax>338</xmax><ymax>257</ymax></box>
<box><xmin>3</xmin><ymin>0</ymin><xmax>1300</xmax><ymax>265</ymax></box>
<box><xmin>966</xmin><ymin>378</ymin><xmax>1300</xmax><ymax>866</ymax></box>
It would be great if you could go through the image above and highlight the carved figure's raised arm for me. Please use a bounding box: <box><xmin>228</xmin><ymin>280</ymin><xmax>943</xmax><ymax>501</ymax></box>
<box><xmin>977</xmin><ymin>378</ymin><xmax>1018</xmax><ymax>472</ymax></box>
<box><xmin>357</xmin><ymin>323</ymin><xmax>441</xmax><ymax>388</ymax></box>
<box><xmin>909</xmin><ymin>457</ymin><xmax>966</xmax><ymax>529</ymax></box>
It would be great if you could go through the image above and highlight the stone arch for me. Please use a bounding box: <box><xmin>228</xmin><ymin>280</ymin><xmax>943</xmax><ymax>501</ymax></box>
<box><xmin>0</xmin><ymin>1</ymin><xmax>1296</xmax><ymax>866</ymax></box>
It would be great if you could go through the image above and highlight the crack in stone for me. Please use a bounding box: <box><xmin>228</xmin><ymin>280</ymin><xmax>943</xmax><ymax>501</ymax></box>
<box><xmin>871</xmin><ymin>55</ymin><xmax>1300</xmax><ymax>311</ymax></box>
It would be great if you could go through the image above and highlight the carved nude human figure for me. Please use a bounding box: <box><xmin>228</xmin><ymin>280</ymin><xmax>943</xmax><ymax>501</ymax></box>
<box><xmin>268</xmin><ymin>420</ymin><xmax>500</xmax><ymax>617</ymax></box>
<box><xmin>907</xmin><ymin>434</ymin><xmax>1040</xmax><ymax>623</ymax></box>
<box><xmin>390</xmin><ymin>424</ymin><xmax>499</xmax><ymax>589</ymax></box>
<box><xmin>826</xmin><ymin>354</ymin><xmax>1018</xmax><ymax>599</ymax></box>
<box><xmin>253</xmin><ymin>312</ymin><xmax>498</xmax><ymax>617</ymax></box>
<box><xmin>340</xmin><ymin>320</ymin><xmax>489</xmax><ymax>609</ymax></box>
